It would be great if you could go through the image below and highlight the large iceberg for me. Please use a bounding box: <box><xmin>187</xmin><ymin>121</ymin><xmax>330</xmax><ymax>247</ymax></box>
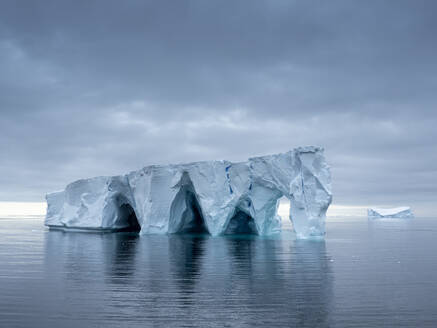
<box><xmin>45</xmin><ymin>146</ymin><xmax>332</xmax><ymax>239</ymax></box>
<box><xmin>367</xmin><ymin>207</ymin><xmax>414</xmax><ymax>219</ymax></box>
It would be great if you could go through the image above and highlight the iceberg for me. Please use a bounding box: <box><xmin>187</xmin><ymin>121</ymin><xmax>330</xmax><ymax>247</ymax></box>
<box><xmin>367</xmin><ymin>207</ymin><xmax>414</xmax><ymax>219</ymax></box>
<box><xmin>45</xmin><ymin>146</ymin><xmax>332</xmax><ymax>239</ymax></box>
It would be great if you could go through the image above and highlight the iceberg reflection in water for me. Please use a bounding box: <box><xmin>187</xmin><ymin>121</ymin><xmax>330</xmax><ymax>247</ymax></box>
<box><xmin>41</xmin><ymin>230</ymin><xmax>333</xmax><ymax>327</ymax></box>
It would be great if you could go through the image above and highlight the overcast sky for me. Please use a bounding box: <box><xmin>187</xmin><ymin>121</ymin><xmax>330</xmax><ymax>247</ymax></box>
<box><xmin>1</xmin><ymin>0</ymin><xmax>436</xmax><ymax>214</ymax></box>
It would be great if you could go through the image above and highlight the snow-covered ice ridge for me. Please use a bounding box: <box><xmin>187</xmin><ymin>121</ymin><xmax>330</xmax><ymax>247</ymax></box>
<box><xmin>45</xmin><ymin>146</ymin><xmax>332</xmax><ymax>239</ymax></box>
<box><xmin>367</xmin><ymin>207</ymin><xmax>414</xmax><ymax>219</ymax></box>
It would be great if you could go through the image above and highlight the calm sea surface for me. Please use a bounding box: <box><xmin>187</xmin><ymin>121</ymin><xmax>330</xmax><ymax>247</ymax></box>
<box><xmin>1</xmin><ymin>216</ymin><xmax>436</xmax><ymax>327</ymax></box>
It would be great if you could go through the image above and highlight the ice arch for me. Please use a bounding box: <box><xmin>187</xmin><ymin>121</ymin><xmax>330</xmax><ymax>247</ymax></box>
<box><xmin>276</xmin><ymin>196</ymin><xmax>292</xmax><ymax>229</ymax></box>
<box><xmin>45</xmin><ymin>147</ymin><xmax>332</xmax><ymax>239</ymax></box>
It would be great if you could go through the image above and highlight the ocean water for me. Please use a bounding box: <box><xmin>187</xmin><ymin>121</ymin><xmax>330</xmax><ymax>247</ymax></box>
<box><xmin>0</xmin><ymin>216</ymin><xmax>436</xmax><ymax>327</ymax></box>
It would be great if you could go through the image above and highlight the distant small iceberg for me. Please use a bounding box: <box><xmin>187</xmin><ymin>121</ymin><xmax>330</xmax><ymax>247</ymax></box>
<box><xmin>367</xmin><ymin>207</ymin><xmax>414</xmax><ymax>219</ymax></box>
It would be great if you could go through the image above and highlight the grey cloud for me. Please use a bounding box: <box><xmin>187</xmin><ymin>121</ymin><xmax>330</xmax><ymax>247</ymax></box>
<box><xmin>0</xmin><ymin>0</ymin><xmax>436</xmax><ymax>215</ymax></box>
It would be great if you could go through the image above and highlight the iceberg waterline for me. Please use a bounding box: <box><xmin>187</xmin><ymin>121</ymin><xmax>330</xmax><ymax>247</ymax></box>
<box><xmin>45</xmin><ymin>146</ymin><xmax>332</xmax><ymax>239</ymax></box>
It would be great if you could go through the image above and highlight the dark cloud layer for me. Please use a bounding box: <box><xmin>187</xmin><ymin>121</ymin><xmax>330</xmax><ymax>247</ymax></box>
<box><xmin>1</xmin><ymin>1</ymin><xmax>436</xmax><ymax>215</ymax></box>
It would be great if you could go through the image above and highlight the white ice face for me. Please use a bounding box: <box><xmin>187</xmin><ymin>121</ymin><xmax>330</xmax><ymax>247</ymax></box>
<box><xmin>367</xmin><ymin>207</ymin><xmax>414</xmax><ymax>219</ymax></box>
<box><xmin>45</xmin><ymin>146</ymin><xmax>332</xmax><ymax>239</ymax></box>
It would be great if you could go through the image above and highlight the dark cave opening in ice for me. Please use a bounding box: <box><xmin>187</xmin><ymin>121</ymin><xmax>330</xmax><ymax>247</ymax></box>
<box><xmin>118</xmin><ymin>203</ymin><xmax>141</xmax><ymax>232</ymax></box>
<box><xmin>176</xmin><ymin>190</ymin><xmax>209</xmax><ymax>234</ymax></box>
<box><xmin>224</xmin><ymin>209</ymin><xmax>258</xmax><ymax>235</ymax></box>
